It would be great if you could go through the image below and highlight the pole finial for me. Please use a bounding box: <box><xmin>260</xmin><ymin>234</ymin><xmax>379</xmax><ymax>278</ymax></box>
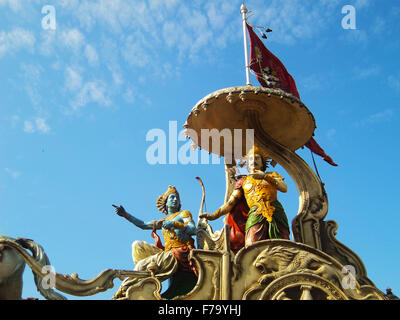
<box><xmin>240</xmin><ymin>3</ymin><xmax>248</xmax><ymax>14</ymax></box>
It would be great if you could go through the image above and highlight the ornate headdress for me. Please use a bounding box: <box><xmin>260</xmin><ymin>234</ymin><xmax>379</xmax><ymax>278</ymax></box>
<box><xmin>156</xmin><ymin>185</ymin><xmax>180</xmax><ymax>215</ymax></box>
<box><xmin>246</xmin><ymin>144</ymin><xmax>269</xmax><ymax>160</ymax></box>
<box><xmin>244</xmin><ymin>144</ymin><xmax>272</xmax><ymax>167</ymax></box>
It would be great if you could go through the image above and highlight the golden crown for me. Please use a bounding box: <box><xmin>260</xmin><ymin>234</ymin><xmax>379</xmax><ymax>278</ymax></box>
<box><xmin>246</xmin><ymin>145</ymin><xmax>271</xmax><ymax>163</ymax></box>
<box><xmin>156</xmin><ymin>185</ymin><xmax>180</xmax><ymax>214</ymax></box>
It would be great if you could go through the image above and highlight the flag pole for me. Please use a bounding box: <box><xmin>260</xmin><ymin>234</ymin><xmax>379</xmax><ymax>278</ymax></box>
<box><xmin>241</xmin><ymin>3</ymin><xmax>251</xmax><ymax>86</ymax></box>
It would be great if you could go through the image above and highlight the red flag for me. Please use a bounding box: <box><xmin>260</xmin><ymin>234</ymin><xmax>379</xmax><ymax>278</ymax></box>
<box><xmin>246</xmin><ymin>23</ymin><xmax>300</xmax><ymax>98</ymax></box>
<box><xmin>305</xmin><ymin>137</ymin><xmax>338</xmax><ymax>167</ymax></box>
<box><xmin>246</xmin><ymin>23</ymin><xmax>338</xmax><ymax>167</ymax></box>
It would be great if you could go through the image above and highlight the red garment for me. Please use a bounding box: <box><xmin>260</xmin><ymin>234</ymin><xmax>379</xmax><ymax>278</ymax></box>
<box><xmin>151</xmin><ymin>230</ymin><xmax>165</xmax><ymax>250</ymax></box>
<box><xmin>151</xmin><ymin>231</ymin><xmax>197</xmax><ymax>276</ymax></box>
<box><xmin>171</xmin><ymin>239</ymin><xmax>198</xmax><ymax>276</ymax></box>
<box><xmin>227</xmin><ymin>177</ymin><xmax>292</xmax><ymax>250</ymax></box>
<box><xmin>226</xmin><ymin>177</ymin><xmax>249</xmax><ymax>252</ymax></box>
<box><xmin>245</xmin><ymin>221</ymin><xmax>290</xmax><ymax>246</ymax></box>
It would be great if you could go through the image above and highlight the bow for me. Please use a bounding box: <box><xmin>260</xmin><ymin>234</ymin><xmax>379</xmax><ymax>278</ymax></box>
<box><xmin>195</xmin><ymin>176</ymin><xmax>206</xmax><ymax>223</ymax></box>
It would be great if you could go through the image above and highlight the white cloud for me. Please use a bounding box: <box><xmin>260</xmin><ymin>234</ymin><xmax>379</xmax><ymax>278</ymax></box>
<box><xmin>354</xmin><ymin>0</ymin><xmax>371</xmax><ymax>9</ymax></box>
<box><xmin>256</xmin><ymin>0</ymin><xmax>328</xmax><ymax>45</ymax></box>
<box><xmin>61</xmin><ymin>28</ymin><xmax>85</xmax><ymax>52</ymax></box>
<box><xmin>355</xmin><ymin>109</ymin><xmax>395</xmax><ymax>127</ymax></box>
<box><xmin>123</xmin><ymin>88</ymin><xmax>135</xmax><ymax>103</ymax></box>
<box><xmin>64</xmin><ymin>65</ymin><xmax>115</xmax><ymax>110</ymax></box>
<box><xmin>371</xmin><ymin>16</ymin><xmax>386</xmax><ymax>35</ymax></box>
<box><xmin>0</xmin><ymin>0</ymin><xmax>23</xmax><ymax>12</ymax></box>
<box><xmin>0</xmin><ymin>28</ymin><xmax>36</xmax><ymax>58</ymax></box>
<box><xmin>40</xmin><ymin>28</ymin><xmax>87</xmax><ymax>57</ymax></box>
<box><xmin>121</xmin><ymin>33</ymin><xmax>152</xmax><ymax>68</ymax></box>
<box><xmin>9</xmin><ymin>115</ymin><xmax>20</xmax><ymax>128</ymax></box>
<box><xmin>2</xmin><ymin>0</ymin><xmax>388</xmax><ymax>121</ymax></box>
<box><xmin>84</xmin><ymin>44</ymin><xmax>99</xmax><ymax>66</ymax></box>
<box><xmin>39</xmin><ymin>30</ymin><xmax>57</xmax><ymax>56</ymax></box>
<box><xmin>388</xmin><ymin>76</ymin><xmax>400</xmax><ymax>93</ymax></box>
<box><xmin>354</xmin><ymin>65</ymin><xmax>381</xmax><ymax>79</ymax></box>
<box><xmin>35</xmin><ymin>118</ymin><xmax>51</xmax><ymax>134</ymax></box>
<box><xmin>21</xmin><ymin>63</ymin><xmax>42</xmax><ymax>83</ymax></box>
<box><xmin>110</xmin><ymin>68</ymin><xmax>123</xmax><ymax>86</ymax></box>
<box><xmin>299</xmin><ymin>74</ymin><xmax>324</xmax><ymax>92</ymax></box>
<box><xmin>54</xmin><ymin>0</ymin><xmax>239</xmax><ymax>63</ymax></box>
<box><xmin>20</xmin><ymin>63</ymin><xmax>44</xmax><ymax>110</ymax></box>
<box><xmin>23</xmin><ymin>118</ymin><xmax>51</xmax><ymax>134</ymax></box>
<box><xmin>65</xmin><ymin>67</ymin><xmax>83</xmax><ymax>91</ymax></box>
<box><xmin>160</xmin><ymin>7</ymin><xmax>214</xmax><ymax>60</ymax></box>
<box><xmin>341</xmin><ymin>29</ymin><xmax>368</xmax><ymax>45</ymax></box>
<box><xmin>326</xmin><ymin>129</ymin><xmax>336</xmax><ymax>139</ymax></box>
<box><xmin>84</xmin><ymin>1</ymin><xmax>377</xmax><ymax>59</ymax></box>
<box><xmin>71</xmin><ymin>81</ymin><xmax>111</xmax><ymax>109</ymax></box>
<box><xmin>4</xmin><ymin>168</ymin><xmax>21</xmax><ymax>179</ymax></box>
<box><xmin>206</xmin><ymin>1</ymin><xmax>235</xmax><ymax>30</ymax></box>
<box><xmin>24</xmin><ymin>120</ymin><xmax>35</xmax><ymax>133</ymax></box>
<box><xmin>253</xmin><ymin>0</ymin><xmax>373</xmax><ymax>45</ymax></box>
<box><xmin>60</xmin><ymin>0</ymin><xmax>138</xmax><ymax>33</ymax></box>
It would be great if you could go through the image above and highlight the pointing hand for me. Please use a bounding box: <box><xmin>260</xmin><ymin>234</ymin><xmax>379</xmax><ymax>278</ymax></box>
<box><xmin>112</xmin><ymin>204</ymin><xmax>127</xmax><ymax>217</ymax></box>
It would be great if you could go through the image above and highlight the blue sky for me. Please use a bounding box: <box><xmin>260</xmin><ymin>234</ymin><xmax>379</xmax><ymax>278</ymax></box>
<box><xmin>0</xmin><ymin>0</ymin><xmax>399</xmax><ymax>300</ymax></box>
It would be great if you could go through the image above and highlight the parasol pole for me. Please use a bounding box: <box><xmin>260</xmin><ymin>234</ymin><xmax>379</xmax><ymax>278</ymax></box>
<box><xmin>241</xmin><ymin>3</ymin><xmax>251</xmax><ymax>86</ymax></box>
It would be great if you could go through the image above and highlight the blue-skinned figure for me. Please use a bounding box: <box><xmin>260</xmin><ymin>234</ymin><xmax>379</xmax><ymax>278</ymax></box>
<box><xmin>112</xmin><ymin>185</ymin><xmax>197</xmax><ymax>299</ymax></box>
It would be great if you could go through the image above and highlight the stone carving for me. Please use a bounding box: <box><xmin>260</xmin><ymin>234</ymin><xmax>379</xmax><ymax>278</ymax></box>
<box><xmin>252</xmin><ymin>246</ymin><xmax>341</xmax><ymax>286</ymax></box>
<box><xmin>236</xmin><ymin>240</ymin><xmax>386</xmax><ymax>300</ymax></box>
<box><xmin>120</xmin><ymin>277</ymin><xmax>163</xmax><ymax>300</ymax></box>
<box><xmin>0</xmin><ymin>237</ymin><xmax>152</xmax><ymax>299</ymax></box>
<box><xmin>320</xmin><ymin>220</ymin><xmax>375</xmax><ymax>286</ymax></box>
<box><xmin>1</xmin><ymin>233</ymin><xmax>387</xmax><ymax>300</ymax></box>
<box><xmin>113</xmin><ymin>244</ymin><xmax>178</xmax><ymax>299</ymax></box>
<box><xmin>0</xmin><ymin>235</ymin><xmax>66</xmax><ymax>300</ymax></box>
<box><xmin>260</xmin><ymin>273</ymin><xmax>348</xmax><ymax>300</ymax></box>
<box><xmin>196</xmin><ymin>218</ymin><xmax>224</xmax><ymax>251</ymax></box>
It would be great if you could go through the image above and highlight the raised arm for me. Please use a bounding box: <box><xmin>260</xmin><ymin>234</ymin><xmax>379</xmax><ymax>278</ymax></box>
<box><xmin>112</xmin><ymin>204</ymin><xmax>155</xmax><ymax>230</ymax></box>
<box><xmin>199</xmin><ymin>188</ymin><xmax>243</xmax><ymax>221</ymax></box>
